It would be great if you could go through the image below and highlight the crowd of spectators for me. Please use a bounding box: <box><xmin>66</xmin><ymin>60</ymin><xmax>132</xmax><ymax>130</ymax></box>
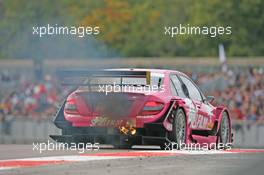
<box><xmin>0</xmin><ymin>67</ymin><xmax>263</xmax><ymax>126</ymax></box>
<box><xmin>0</xmin><ymin>71</ymin><xmax>68</xmax><ymax>122</ymax></box>
<box><xmin>193</xmin><ymin>67</ymin><xmax>264</xmax><ymax>124</ymax></box>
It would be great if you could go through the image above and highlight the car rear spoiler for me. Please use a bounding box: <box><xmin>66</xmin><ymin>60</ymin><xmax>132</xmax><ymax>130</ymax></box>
<box><xmin>57</xmin><ymin>69</ymin><xmax>151</xmax><ymax>86</ymax></box>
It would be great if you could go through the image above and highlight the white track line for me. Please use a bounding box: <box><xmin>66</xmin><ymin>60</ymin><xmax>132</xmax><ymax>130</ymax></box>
<box><xmin>141</xmin><ymin>150</ymin><xmax>233</xmax><ymax>154</ymax></box>
<box><xmin>0</xmin><ymin>155</ymin><xmax>128</xmax><ymax>171</ymax></box>
<box><xmin>1</xmin><ymin>149</ymin><xmax>261</xmax><ymax>171</ymax></box>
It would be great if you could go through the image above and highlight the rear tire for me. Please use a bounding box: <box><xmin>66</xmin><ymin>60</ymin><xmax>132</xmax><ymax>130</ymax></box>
<box><xmin>169</xmin><ymin>108</ymin><xmax>186</xmax><ymax>150</ymax></box>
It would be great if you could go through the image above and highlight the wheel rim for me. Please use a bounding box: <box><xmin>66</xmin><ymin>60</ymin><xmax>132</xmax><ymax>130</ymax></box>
<box><xmin>220</xmin><ymin>113</ymin><xmax>230</xmax><ymax>144</ymax></box>
<box><xmin>175</xmin><ymin>112</ymin><xmax>186</xmax><ymax>144</ymax></box>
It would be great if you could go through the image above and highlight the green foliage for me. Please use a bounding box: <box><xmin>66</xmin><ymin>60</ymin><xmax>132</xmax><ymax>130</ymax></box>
<box><xmin>0</xmin><ymin>0</ymin><xmax>263</xmax><ymax>58</ymax></box>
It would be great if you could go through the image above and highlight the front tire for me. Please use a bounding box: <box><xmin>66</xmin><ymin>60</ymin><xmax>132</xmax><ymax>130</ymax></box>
<box><xmin>217</xmin><ymin>112</ymin><xmax>231</xmax><ymax>149</ymax></box>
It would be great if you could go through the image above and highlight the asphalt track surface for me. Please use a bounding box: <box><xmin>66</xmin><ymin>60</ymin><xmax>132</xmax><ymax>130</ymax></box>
<box><xmin>0</xmin><ymin>145</ymin><xmax>264</xmax><ymax>175</ymax></box>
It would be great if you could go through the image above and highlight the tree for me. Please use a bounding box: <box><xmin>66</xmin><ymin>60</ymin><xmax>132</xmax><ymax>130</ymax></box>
<box><xmin>0</xmin><ymin>0</ymin><xmax>263</xmax><ymax>58</ymax></box>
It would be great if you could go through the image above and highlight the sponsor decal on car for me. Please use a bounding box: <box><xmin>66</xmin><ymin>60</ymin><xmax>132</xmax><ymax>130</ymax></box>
<box><xmin>91</xmin><ymin>117</ymin><xmax>135</xmax><ymax>127</ymax></box>
<box><xmin>184</xmin><ymin>99</ymin><xmax>197</xmax><ymax>126</ymax></box>
<box><xmin>191</xmin><ymin>114</ymin><xmax>208</xmax><ymax>129</ymax></box>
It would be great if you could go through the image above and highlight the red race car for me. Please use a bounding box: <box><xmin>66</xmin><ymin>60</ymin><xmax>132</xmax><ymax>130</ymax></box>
<box><xmin>51</xmin><ymin>69</ymin><xmax>232</xmax><ymax>150</ymax></box>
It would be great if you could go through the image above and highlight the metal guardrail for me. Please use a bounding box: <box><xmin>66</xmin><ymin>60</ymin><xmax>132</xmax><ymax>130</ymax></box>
<box><xmin>0</xmin><ymin>58</ymin><xmax>264</xmax><ymax>69</ymax></box>
<box><xmin>0</xmin><ymin>119</ymin><xmax>263</xmax><ymax>148</ymax></box>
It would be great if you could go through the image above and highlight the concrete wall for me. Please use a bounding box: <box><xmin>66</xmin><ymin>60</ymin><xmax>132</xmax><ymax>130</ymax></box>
<box><xmin>232</xmin><ymin>122</ymin><xmax>264</xmax><ymax>148</ymax></box>
<box><xmin>0</xmin><ymin>119</ymin><xmax>60</xmax><ymax>144</ymax></box>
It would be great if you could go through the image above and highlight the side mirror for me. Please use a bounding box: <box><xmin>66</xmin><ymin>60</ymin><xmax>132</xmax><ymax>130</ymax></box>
<box><xmin>206</xmin><ymin>96</ymin><xmax>215</xmax><ymax>103</ymax></box>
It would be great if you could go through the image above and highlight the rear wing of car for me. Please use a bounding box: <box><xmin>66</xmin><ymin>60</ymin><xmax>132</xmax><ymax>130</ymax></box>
<box><xmin>57</xmin><ymin>69</ymin><xmax>151</xmax><ymax>86</ymax></box>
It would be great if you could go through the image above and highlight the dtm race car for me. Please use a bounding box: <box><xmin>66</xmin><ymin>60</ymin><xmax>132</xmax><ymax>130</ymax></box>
<box><xmin>50</xmin><ymin>69</ymin><xmax>232</xmax><ymax>149</ymax></box>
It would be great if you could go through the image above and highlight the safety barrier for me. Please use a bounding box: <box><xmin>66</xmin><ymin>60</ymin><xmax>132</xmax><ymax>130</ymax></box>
<box><xmin>0</xmin><ymin>119</ymin><xmax>60</xmax><ymax>144</ymax></box>
<box><xmin>0</xmin><ymin>119</ymin><xmax>263</xmax><ymax>148</ymax></box>
<box><xmin>232</xmin><ymin>120</ymin><xmax>264</xmax><ymax>148</ymax></box>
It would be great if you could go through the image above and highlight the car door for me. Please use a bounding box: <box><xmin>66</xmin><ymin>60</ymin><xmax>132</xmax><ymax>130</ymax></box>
<box><xmin>170</xmin><ymin>75</ymin><xmax>198</xmax><ymax>129</ymax></box>
<box><xmin>178</xmin><ymin>75</ymin><xmax>213</xmax><ymax>130</ymax></box>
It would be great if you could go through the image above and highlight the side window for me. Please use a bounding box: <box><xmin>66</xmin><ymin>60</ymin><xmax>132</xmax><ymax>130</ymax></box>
<box><xmin>179</xmin><ymin>75</ymin><xmax>202</xmax><ymax>101</ymax></box>
<box><xmin>170</xmin><ymin>75</ymin><xmax>186</xmax><ymax>98</ymax></box>
<box><xmin>170</xmin><ymin>79</ymin><xmax>177</xmax><ymax>96</ymax></box>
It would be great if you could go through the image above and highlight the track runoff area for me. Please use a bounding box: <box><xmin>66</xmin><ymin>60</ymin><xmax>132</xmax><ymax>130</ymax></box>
<box><xmin>0</xmin><ymin>144</ymin><xmax>264</xmax><ymax>173</ymax></box>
